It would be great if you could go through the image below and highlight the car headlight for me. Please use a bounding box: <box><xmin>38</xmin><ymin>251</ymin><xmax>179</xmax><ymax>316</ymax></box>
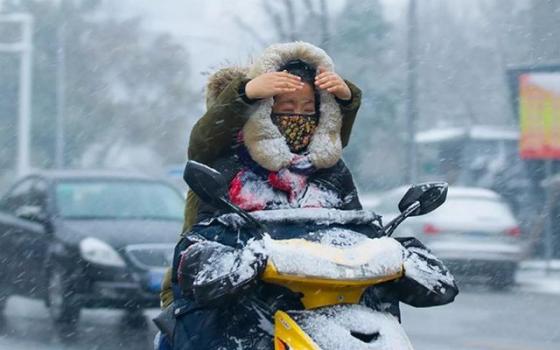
<box><xmin>79</xmin><ymin>237</ymin><xmax>126</xmax><ymax>267</ymax></box>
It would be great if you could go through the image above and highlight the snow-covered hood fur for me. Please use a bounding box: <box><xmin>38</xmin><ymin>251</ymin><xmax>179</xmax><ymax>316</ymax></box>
<box><xmin>205</xmin><ymin>42</ymin><xmax>343</xmax><ymax>171</ymax></box>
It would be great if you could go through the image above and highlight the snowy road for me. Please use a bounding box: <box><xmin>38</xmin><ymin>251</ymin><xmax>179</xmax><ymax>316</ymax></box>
<box><xmin>0</xmin><ymin>281</ymin><xmax>558</xmax><ymax>349</ymax></box>
<box><xmin>404</xmin><ymin>284</ymin><xmax>560</xmax><ymax>350</ymax></box>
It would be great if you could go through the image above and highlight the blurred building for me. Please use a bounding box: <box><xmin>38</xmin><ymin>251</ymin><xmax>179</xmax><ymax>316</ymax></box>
<box><xmin>416</xmin><ymin>126</ymin><xmax>526</xmax><ymax>192</ymax></box>
<box><xmin>415</xmin><ymin>126</ymin><xmax>536</xmax><ymax>227</ymax></box>
<box><xmin>415</xmin><ymin>124</ymin><xmax>560</xmax><ymax>258</ymax></box>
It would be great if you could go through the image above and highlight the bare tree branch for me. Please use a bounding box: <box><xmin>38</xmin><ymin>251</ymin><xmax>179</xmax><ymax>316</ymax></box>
<box><xmin>233</xmin><ymin>15</ymin><xmax>268</xmax><ymax>47</ymax></box>
<box><xmin>319</xmin><ymin>0</ymin><xmax>330</xmax><ymax>49</ymax></box>
<box><xmin>264</xmin><ymin>0</ymin><xmax>288</xmax><ymax>41</ymax></box>
<box><xmin>282</xmin><ymin>0</ymin><xmax>296</xmax><ymax>41</ymax></box>
<box><xmin>302</xmin><ymin>0</ymin><xmax>316</xmax><ymax>15</ymax></box>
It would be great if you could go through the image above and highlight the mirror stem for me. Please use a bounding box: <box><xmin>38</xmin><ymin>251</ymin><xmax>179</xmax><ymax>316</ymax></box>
<box><xmin>219</xmin><ymin>197</ymin><xmax>267</xmax><ymax>239</ymax></box>
<box><xmin>382</xmin><ymin>201</ymin><xmax>420</xmax><ymax>237</ymax></box>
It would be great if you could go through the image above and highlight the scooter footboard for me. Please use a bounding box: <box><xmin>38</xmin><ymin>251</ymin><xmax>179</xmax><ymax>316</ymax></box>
<box><xmin>274</xmin><ymin>305</ymin><xmax>414</xmax><ymax>350</ymax></box>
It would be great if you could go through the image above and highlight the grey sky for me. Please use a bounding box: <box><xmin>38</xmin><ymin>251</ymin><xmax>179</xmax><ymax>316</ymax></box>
<box><xmin>109</xmin><ymin>0</ymin><xmax>406</xmax><ymax>86</ymax></box>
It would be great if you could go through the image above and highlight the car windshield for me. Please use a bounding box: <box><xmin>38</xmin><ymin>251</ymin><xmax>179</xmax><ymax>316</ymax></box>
<box><xmin>55</xmin><ymin>180</ymin><xmax>184</xmax><ymax>220</ymax></box>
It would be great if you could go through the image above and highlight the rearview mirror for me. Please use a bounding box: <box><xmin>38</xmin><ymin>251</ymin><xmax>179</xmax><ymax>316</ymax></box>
<box><xmin>183</xmin><ymin>161</ymin><xmax>229</xmax><ymax>209</ymax></box>
<box><xmin>398</xmin><ymin>182</ymin><xmax>448</xmax><ymax>216</ymax></box>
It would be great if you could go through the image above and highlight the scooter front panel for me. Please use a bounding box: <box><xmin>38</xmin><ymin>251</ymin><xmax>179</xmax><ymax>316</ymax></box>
<box><xmin>263</xmin><ymin>234</ymin><xmax>403</xmax><ymax>281</ymax></box>
<box><xmin>287</xmin><ymin>305</ymin><xmax>414</xmax><ymax>350</ymax></box>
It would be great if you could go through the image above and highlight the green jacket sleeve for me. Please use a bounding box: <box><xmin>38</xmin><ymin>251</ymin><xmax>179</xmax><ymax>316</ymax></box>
<box><xmin>162</xmin><ymin>79</ymin><xmax>254</xmax><ymax>310</ymax></box>
<box><xmin>187</xmin><ymin>77</ymin><xmax>256</xmax><ymax>163</ymax></box>
<box><xmin>339</xmin><ymin>80</ymin><xmax>362</xmax><ymax>148</ymax></box>
<box><xmin>161</xmin><ymin>190</ymin><xmax>200</xmax><ymax>309</ymax></box>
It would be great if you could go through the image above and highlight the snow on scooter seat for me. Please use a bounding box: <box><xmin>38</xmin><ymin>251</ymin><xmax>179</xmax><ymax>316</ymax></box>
<box><xmin>263</xmin><ymin>230</ymin><xmax>404</xmax><ymax>281</ymax></box>
<box><xmin>209</xmin><ymin>208</ymin><xmax>382</xmax><ymax>228</ymax></box>
<box><xmin>291</xmin><ymin>304</ymin><xmax>414</xmax><ymax>350</ymax></box>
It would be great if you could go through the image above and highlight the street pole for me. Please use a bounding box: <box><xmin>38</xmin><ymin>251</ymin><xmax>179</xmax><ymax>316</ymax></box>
<box><xmin>0</xmin><ymin>14</ymin><xmax>34</xmax><ymax>177</ymax></box>
<box><xmin>406</xmin><ymin>0</ymin><xmax>418</xmax><ymax>184</ymax></box>
<box><xmin>18</xmin><ymin>15</ymin><xmax>33</xmax><ymax>176</ymax></box>
<box><xmin>55</xmin><ymin>21</ymin><xmax>66</xmax><ymax>169</ymax></box>
<box><xmin>544</xmin><ymin>160</ymin><xmax>554</xmax><ymax>274</ymax></box>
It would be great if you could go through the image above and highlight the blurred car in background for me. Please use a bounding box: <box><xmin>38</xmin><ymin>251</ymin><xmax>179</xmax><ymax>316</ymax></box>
<box><xmin>164</xmin><ymin>163</ymin><xmax>189</xmax><ymax>196</ymax></box>
<box><xmin>369</xmin><ymin>186</ymin><xmax>526</xmax><ymax>288</ymax></box>
<box><xmin>359</xmin><ymin>193</ymin><xmax>382</xmax><ymax>212</ymax></box>
<box><xmin>0</xmin><ymin>170</ymin><xmax>184</xmax><ymax>334</ymax></box>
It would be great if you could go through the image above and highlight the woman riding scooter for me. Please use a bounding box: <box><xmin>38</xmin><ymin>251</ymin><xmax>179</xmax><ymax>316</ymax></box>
<box><xmin>159</xmin><ymin>42</ymin><xmax>363</xmax><ymax>313</ymax></box>
<box><xmin>158</xmin><ymin>42</ymin><xmax>458</xmax><ymax>349</ymax></box>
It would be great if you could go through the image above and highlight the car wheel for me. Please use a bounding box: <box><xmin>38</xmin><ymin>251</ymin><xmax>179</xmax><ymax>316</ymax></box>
<box><xmin>47</xmin><ymin>263</ymin><xmax>81</xmax><ymax>339</ymax></box>
<box><xmin>0</xmin><ymin>293</ymin><xmax>7</xmax><ymax>332</ymax></box>
<box><xmin>122</xmin><ymin>307</ymin><xmax>147</xmax><ymax>329</ymax></box>
<box><xmin>0</xmin><ymin>293</ymin><xmax>6</xmax><ymax>314</ymax></box>
<box><xmin>490</xmin><ymin>265</ymin><xmax>516</xmax><ymax>290</ymax></box>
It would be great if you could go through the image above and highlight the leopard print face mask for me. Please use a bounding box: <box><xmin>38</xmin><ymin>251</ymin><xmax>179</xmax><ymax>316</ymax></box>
<box><xmin>271</xmin><ymin>113</ymin><xmax>319</xmax><ymax>153</ymax></box>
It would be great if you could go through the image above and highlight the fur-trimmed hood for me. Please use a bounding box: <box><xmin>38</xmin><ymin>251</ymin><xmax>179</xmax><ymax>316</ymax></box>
<box><xmin>206</xmin><ymin>42</ymin><xmax>343</xmax><ymax>171</ymax></box>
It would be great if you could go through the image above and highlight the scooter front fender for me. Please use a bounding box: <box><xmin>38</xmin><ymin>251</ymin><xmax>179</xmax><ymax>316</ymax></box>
<box><xmin>274</xmin><ymin>305</ymin><xmax>414</xmax><ymax>350</ymax></box>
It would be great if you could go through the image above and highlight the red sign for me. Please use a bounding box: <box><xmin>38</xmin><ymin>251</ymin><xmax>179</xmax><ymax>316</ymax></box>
<box><xmin>519</xmin><ymin>72</ymin><xmax>560</xmax><ymax>159</ymax></box>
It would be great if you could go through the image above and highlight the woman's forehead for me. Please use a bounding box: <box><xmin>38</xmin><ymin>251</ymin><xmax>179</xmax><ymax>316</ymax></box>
<box><xmin>275</xmin><ymin>85</ymin><xmax>316</xmax><ymax>103</ymax></box>
<box><xmin>275</xmin><ymin>95</ymin><xmax>315</xmax><ymax>104</ymax></box>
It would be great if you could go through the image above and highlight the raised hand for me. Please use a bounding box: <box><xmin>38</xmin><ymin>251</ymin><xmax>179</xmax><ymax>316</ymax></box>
<box><xmin>245</xmin><ymin>71</ymin><xmax>305</xmax><ymax>99</ymax></box>
<box><xmin>315</xmin><ymin>67</ymin><xmax>352</xmax><ymax>101</ymax></box>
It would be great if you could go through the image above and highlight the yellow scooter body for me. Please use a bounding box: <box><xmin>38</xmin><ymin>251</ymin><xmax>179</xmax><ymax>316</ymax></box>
<box><xmin>260</xmin><ymin>236</ymin><xmax>405</xmax><ymax>350</ymax></box>
<box><xmin>273</xmin><ymin>310</ymin><xmax>319</xmax><ymax>350</ymax></box>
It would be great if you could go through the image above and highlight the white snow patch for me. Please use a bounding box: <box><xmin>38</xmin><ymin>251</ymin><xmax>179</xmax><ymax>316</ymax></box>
<box><xmin>298</xmin><ymin>183</ymin><xmax>343</xmax><ymax>208</ymax></box>
<box><xmin>403</xmin><ymin>247</ymin><xmax>455</xmax><ymax>292</ymax></box>
<box><xmin>192</xmin><ymin>239</ymin><xmax>265</xmax><ymax>287</ymax></box>
<box><xmin>264</xmin><ymin>234</ymin><xmax>404</xmax><ymax>281</ymax></box>
<box><xmin>234</xmin><ymin>171</ymin><xmax>289</xmax><ymax>210</ymax></box>
<box><xmin>251</xmin><ymin>304</ymin><xmax>275</xmax><ymax>336</ymax></box>
<box><xmin>294</xmin><ymin>304</ymin><xmax>414</xmax><ymax>350</ymax></box>
<box><xmin>415</xmin><ymin>126</ymin><xmax>518</xmax><ymax>144</ymax></box>
<box><xmin>527</xmin><ymin>72</ymin><xmax>560</xmax><ymax>95</ymax></box>
<box><xmin>516</xmin><ymin>269</ymin><xmax>560</xmax><ymax>295</ymax></box>
<box><xmin>212</xmin><ymin>208</ymin><xmax>381</xmax><ymax>228</ymax></box>
<box><xmin>189</xmin><ymin>160</ymin><xmax>223</xmax><ymax>176</ymax></box>
<box><xmin>520</xmin><ymin>259</ymin><xmax>560</xmax><ymax>271</ymax></box>
<box><xmin>315</xmin><ymin>227</ymin><xmax>370</xmax><ymax>247</ymax></box>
